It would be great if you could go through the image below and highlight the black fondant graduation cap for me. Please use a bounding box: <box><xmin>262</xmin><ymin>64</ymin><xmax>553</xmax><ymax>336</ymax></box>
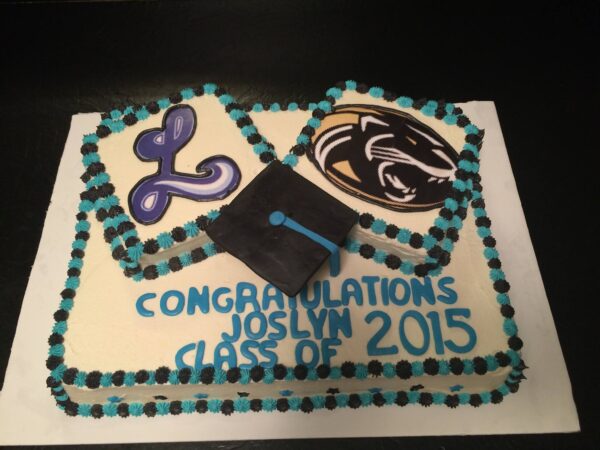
<box><xmin>206</xmin><ymin>161</ymin><xmax>358</xmax><ymax>296</ymax></box>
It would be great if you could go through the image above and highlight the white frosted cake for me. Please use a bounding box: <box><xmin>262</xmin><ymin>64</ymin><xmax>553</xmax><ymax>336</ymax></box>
<box><xmin>46</xmin><ymin>81</ymin><xmax>525</xmax><ymax>418</ymax></box>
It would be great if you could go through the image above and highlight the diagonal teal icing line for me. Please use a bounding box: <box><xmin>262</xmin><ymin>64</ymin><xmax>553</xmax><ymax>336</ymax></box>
<box><xmin>269</xmin><ymin>211</ymin><xmax>340</xmax><ymax>276</ymax></box>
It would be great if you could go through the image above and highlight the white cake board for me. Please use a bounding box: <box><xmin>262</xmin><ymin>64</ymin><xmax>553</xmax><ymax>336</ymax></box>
<box><xmin>0</xmin><ymin>102</ymin><xmax>580</xmax><ymax>445</ymax></box>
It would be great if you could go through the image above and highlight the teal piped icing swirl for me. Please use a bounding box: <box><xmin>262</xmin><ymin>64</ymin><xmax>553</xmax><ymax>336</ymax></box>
<box><xmin>503</xmin><ymin>318</ymin><xmax>518</xmax><ymax>336</ymax></box>
<box><xmin>157</xmin><ymin>98</ymin><xmax>170</xmax><ymax>109</ymax></box>
<box><xmin>359</xmin><ymin>392</ymin><xmax>372</xmax><ymax>406</ymax></box>
<box><xmin>129</xmin><ymin>402</ymin><xmax>144</xmax><ymax>416</ymax></box>
<box><xmin>262</xmin><ymin>397</ymin><xmax>277</xmax><ymax>412</ymax></box>
<box><xmin>411</xmin><ymin>361</ymin><xmax>424</xmax><ymax>376</ymax></box>
<box><xmin>156</xmin><ymin>402</ymin><xmax>170</xmax><ymax>415</ymax></box>
<box><xmin>49</xmin><ymin>344</ymin><xmax>65</xmax><ymax>357</ymax></box>
<box><xmin>422</xmin><ymin>234</ymin><xmax>437</xmax><ymax>250</ymax></box>
<box><xmin>183</xmin><ymin>220</ymin><xmax>199</xmax><ymax>238</ymax></box>
<box><xmin>74</xmin><ymin>371</ymin><xmax>87</xmax><ymax>388</ymax></box>
<box><xmin>345</xmin><ymin>80</ymin><xmax>357</xmax><ymax>90</ymax></box>
<box><xmin>370</xmin><ymin>219</ymin><xmax>386</xmax><ymax>235</ymax></box>
<box><xmin>438</xmin><ymin>360</ymin><xmax>450</xmax><ymax>375</ymax></box>
<box><xmin>383</xmin><ymin>391</ymin><xmax>396</xmax><ymax>405</ymax></box>
<box><xmin>218</xmin><ymin>94</ymin><xmax>234</xmax><ymax>105</ymax></box>
<box><xmin>52</xmin><ymin>321</ymin><xmax>67</xmax><ymax>335</ymax></box>
<box><xmin>407</xmin><ymin>391</ymin><xmax>418</xmax><ymax>404</ymax></box>
<box><xmin>400</xmin><ymin>261</ymin><xmax>415</xmax><ymax>275</ymax></box>
<box><xmin>329</xmin><ymin>366</ymin><xmax>342</xmax><ymax>379</ymax></box>
<box><xmin>78</xmin><ymin>404</ymin><xmax>92</xmax><ymax>417</ymax></box>
<box><xmin>288</xmin><ymin>396</ymin><xmax>301</xmax><ymax>411</ymax></box>
<box><xmin>369</xmin><ymin>86</ymin><xmax>384</xmax><ymax>98</ymax></box>
<box><xmin>326</xmin><ymin>87</ymin><xmax>343</xmax><ymax>99</ymax></box>
<box><xmin>180</xmin><ymin>88</ymin><xmax>195</xmax><ymax>100</ymax></box>
<box><xmin>355</xmin><ymin>363</ymin><xmax>368</xmax><ymax>379</ymax></box>
<box><xmin>383</xmin><ymin>362</ymin><xmax>395</xmax><ymax>378</ymax></box>
<box><xmin>202</xmin><ymin>83</ymin><xmax>217</xmax><ymax>94</ymax></box>
<box><xmin>234</xmin><ymin>397</ymin><xmax>250</xmax><ymax>412</ymax></box>
<box><xmin>60</xmin><ymin>298</ymin><xmax>74</xmax><ymax>311</ymax></box>
<box><xmin>102</xmin><ymin>403</ymin><xmax>118</xmax><ymax>417</ymax></box>
<box><xmin>263</xmin><ymin>368</ymin><xmax>275</xmax><ymax>384</ymax></box>
<box><xmin>397</xmin><ymin>228</ymin><xmax>412</xmax><ymax>244</ymax></box>
<box><xmin>207</xmin><ymin>398</ymin><xmax>221</xmax><ymax>413</ymax></box>
<box><xmin>373</xmin><ymin>250</ymin><xmax>387</xmax><ymax>264</ymax></box>
<box><xmin>182</xmin><ymin>400</ymin><xmax>196</xmax><ymax>413</ymax></box>
<box><xmin>100</xmin><ymin>372</ymin><xmax>113</xmax><ymax>388</ymax></box>
<box><xmin>180</xmin><ymin>252</ymin><xmax>193</xmax><ymax>267</ymax></box>
<box><xmin>282</xmin><ymin>154</ymin><xmax>298</xmax><ymax>166</ymax></box>
<box><xmin>82</xmin><ymin>133</ymin><xmax>99</xmax><ymax>144</ymax></box>
<box><xmin>312</xmin><ymin>394</ymin><xmax>326</xmax><ymax>409</ymax></box>
<box><xmin>433</xmin><ymin>392</ymin><xmax>446</xmax><ymax>405</ymax></box>
<box><xmin>156</xmin><ymin>232</ymin><xmax>174</xmax><ymax>249</ymax></box>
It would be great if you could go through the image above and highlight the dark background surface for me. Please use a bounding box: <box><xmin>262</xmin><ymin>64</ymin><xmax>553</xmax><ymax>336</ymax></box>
<box><xmin>1</xmin><ymin>1</ymin><xmax>598</xmax><ymax>448</ymax></box>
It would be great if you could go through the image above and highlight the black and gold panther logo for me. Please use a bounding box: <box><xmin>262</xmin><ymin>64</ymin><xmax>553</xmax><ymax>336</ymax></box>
<box><xmin>309</xmin><ymin>105</ymin><xmax>459</xmax><ymax>212</ymax></box>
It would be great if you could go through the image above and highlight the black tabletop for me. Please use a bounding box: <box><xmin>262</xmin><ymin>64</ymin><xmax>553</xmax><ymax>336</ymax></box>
<box><xmin>1</xmin><ymin>1</ymin><xmax>597</xmax><ymax>449</ymax></box>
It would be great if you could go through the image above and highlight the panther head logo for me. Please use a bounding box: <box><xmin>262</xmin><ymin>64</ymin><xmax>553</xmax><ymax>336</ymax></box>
<box><xmin>309</xmin><ymin>105</ymin><xmax>459</xmax><ymax>212</ymax></box>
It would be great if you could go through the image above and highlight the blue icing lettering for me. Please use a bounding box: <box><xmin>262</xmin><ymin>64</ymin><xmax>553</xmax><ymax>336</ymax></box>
<box><xmin>321</xmin><ymin>338</ymin><xmax>341</xmax><ymax>366</ymax></box>
<box><xmin>262</xmin><ymin>284</ymin><xmax>284</xmax><ymax>310</ymax></box>
<box><xmin>328</xmin><ymin>307</ymin><xmax>352</xmax><ymax>339</ymax></box>
<box><xmin>361</xmin><ymin>276</ymin><xmax>380</xmax><ymax>305</ymax></box>
<box><xmin>300</xmin><ymin>281</ymin><xmax>321</xmax><ymax>309</ymax></box>
<box><xmin>160</xmin><ymin>290</ymin><xmax>185</xmax><ymax>316</ymax></box>
<box><xmin>194</xmin><ymin>340</ymin><xmax>206</xmax><ymax>370</ymax></box>
<box><xmin>307</xmin><ymin>308</ymin><xmax>328</xmax><ymax>339</ymax></box>
<box><xmin>279</xmin><ymin>390</ymin><xmax>293</xmax><ymax>397</ymax></box>
<box><xmin>380</xmin><ymin>278</ymin><xmax>389</xmax><ymax>306</ymax></box>
<box><xmin>287</xmin><ymin>294</ymin><xmax>297</xmax><ymax>310</ymax></box>
<box><xmin>399</xmin><ymin>310</ymin><xmax>430</xmax><ymax>356</ymax></box>
<box><xmin>136</xmin><ymin>292</ymin><xmax>156</xmax><ymax>317</ymax></box>
<box><xmin>175</xmin><ymin>342</ymin><xmax>196</xmax><ymax>369</ymax></box>
<box><xmin>244</xmin><ymin>311</ymin><xmax>267</xmax><ymax>339</ymax></box>
<box><xmin>290</xmin><ymin>309</ymin><xmax>310</xmax><ymax>338</ymax></box>
<box><xmin>259</xmin><ymin>340</ymin><xmax>278</xmax><ymax>368</ymax></box>
<box><xmin>221</xmin><ymin>314</ymin><xmax>241</xmax><ymax>342</ymax></box>
<box><xmin>194</xmin><ymin>392</ymin><xmax>209</xmax><ymax>399</ymax></box>
<box><xmin>235</xmin><ymin>282</ymin><xmax>259</xmax><ymax>313</ymax></box>
<box><xmin>437</xmin><ymin>276</ymin><xmax>457</xmax><ymax>304</ymax></box>
<box><xmin>426</xmin><ymin>311</ymin><xmax>445</xmax><ymax>355</ymax></box>
<box><xmin>322</xmin><ymin>280</ymin><xmax>341</xmax><ymax>307</ymax></box>
<box><xmin>365</xmin><ymin>310</ymin><xmax>398</xmax><ymax>356</ymax></box>
<box><xmin>239</xmin><ymin>340</ymin><xmax>259</xmax><ymax>369</ymax></box>
<box><xmin>214</xmin><ymin>341</ymin><xmax>237</xmax><ymax>370</ymax></box>
<box><xmin>341</xmin><ymin>278</ymin><xmax>363</xmax><ymax>306</ymax></box>
<box><xmin>212</xmin><ymin>287</ymin><xmax>233</xmax><ymax>313</ymax></box>
<box><xmin>187</xmin><ymin>286</ymin><xmax>209</xmax><ymax>314</ymax></box>
<box><xmin>295</xmin><ymin>340</ymin><xmax>320</xmax><ymax>368</ymax></box>
<box><xmin>410</xmin><ymin>277</ymin><xmax>436</xmax><ymax>306</ymax></box>
<box><xmin>389</xmin><ymin>278</ymin><xmax>410</xmax><ymax>305</ymax></box>
<box><xmin>444</xmin><ymin>308</ymin><xmax>477</xmax><ymax>353</ymax></box>
<box><xmin>267</xmin><ymin>311</ymin><xmax>287</xmax><ymax>340</ymax></box>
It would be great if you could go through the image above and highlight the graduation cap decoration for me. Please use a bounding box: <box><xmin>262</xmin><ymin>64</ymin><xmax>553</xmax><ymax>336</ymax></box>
<box><xmin>206</xmin><ymin>161</ymin><xmax>359</xmax><ymax>296</ymax></box>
